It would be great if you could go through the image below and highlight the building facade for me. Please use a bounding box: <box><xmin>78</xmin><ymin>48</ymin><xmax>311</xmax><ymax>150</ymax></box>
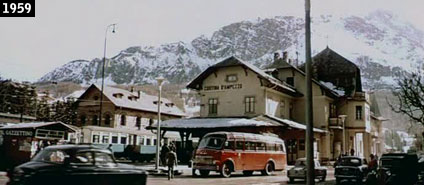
<box><xmin>75</xmin><ymin>84</ymin><xmax>185</xmax><ymax>146</ymax></box>
<box><xmin>183</xmin><ymin>47</ymin><xmax>384</xmax><ymax>162</ymax></box>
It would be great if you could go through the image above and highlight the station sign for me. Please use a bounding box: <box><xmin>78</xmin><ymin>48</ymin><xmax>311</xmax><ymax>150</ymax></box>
<box><xmin>203</xmin><ymin>84</ymin><xmax>242</xmax><ymax>91</ymax></box>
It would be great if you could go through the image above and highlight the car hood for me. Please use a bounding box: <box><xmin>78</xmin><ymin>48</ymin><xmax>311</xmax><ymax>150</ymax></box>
<box><xmin>16</xmin><ymin>161</ymin><xmax>57</xmax><ymax>171</ymax></box>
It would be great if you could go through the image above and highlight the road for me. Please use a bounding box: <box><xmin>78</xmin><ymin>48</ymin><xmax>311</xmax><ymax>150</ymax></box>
<box><xmin>0</xmin><ymin>167</ymin><xmax>337</xmax><ymax>185</ymax></box>
<box><xmin>147</xmin><ymin>166</ymin><xmax>336</xmax><ymax>185</ymax></box>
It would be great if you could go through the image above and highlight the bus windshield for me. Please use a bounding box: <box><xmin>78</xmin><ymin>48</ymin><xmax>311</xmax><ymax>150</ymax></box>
<box><xmin>198</xmin><ymin>136</ymin><xmax>226</xmax><ymax>149</ymax></box>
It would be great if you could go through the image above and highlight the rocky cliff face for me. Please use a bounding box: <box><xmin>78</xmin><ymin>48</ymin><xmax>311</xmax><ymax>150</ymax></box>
<box><xmin>39</xmin><ymin>10</ymin><xmax>424</xmax><ymax>89</ymax></box>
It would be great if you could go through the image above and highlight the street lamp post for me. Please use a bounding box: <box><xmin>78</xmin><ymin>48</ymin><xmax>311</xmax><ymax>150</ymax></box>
<box><xmin>305</xmin><ymin>0</ymin><xmax>314</xmax><ymax>184</ymax></box>
<box><xmin>99</xmin><ymin>23</ymin><xmax>117</xmax><ymax>126</ymax></box>
<box><xmin>339</xmin><ymin>115</ymin><xmax>347</xmax><ymax>155</ymax></box>
<box><xmin>155</xmin><ymin>76</ymin><xmax>165</xmax><ymax>170</ymax></box>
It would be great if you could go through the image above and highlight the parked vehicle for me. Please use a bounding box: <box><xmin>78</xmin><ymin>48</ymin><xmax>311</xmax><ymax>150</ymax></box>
<box><xmin>7</xmin><ymin>144</ymin><xmax>148</xmax><ymax>185</ymax></box>
<box><xmin>334</xmin><ymin>156</ymin><xmax>368</xmax><ymax>184</ymax></box>
<box><xmin>376</xmin><ymin>153</ymin><xmax>418</xmax><ymax>185</ymax></box>
<box><xmin>192</xmin><ymin>132</ymin><xmax>286</xmax><ymax>178</ymax></box>
<box><xmin>287</xmin><ymin>158</ymin><xmax>327</xmax><ymax>183</ymax></box>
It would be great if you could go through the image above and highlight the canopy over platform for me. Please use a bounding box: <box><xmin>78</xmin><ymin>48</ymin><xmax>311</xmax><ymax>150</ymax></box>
<box><xmin>149</xmin><ymin>114</ymin><xmax>326</xmax><ymax>134</ymax></box>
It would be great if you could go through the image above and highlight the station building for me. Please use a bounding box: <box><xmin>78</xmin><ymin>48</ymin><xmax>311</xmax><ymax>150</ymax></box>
<box><xmin>155</xmin><ymin>47</ymin><xmax>384</xmax><ymax>163</ymax></box>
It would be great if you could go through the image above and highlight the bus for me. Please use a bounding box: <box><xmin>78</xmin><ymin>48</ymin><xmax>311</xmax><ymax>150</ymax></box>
<box><xmin>192</xmin><ymin>131</ymin><xmax>286</xmax><ymax>178</ymax></box>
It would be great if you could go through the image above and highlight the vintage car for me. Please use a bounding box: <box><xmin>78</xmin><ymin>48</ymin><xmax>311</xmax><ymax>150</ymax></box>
<box><xmin>376</xmin><ymin>153</ymin><xmax>418</xmax><ymax>185</ymax></box>
<box><xmin>7</xmin><ymin>144</ymin><xmax>148</xmax><ymax>185</ymax></box>
<box><xmin>287</xmin><ymin>158</ymin><xmax>327</xmax><ymax>183</ymax></box>
<box><xmin>334</xmin><ymin>156</ymin><xmax>368</xmax><ymax>184</ymax></box>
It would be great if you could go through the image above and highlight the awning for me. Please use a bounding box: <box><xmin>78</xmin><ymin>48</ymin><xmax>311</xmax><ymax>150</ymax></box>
<box><xmin>262</xmin><ymin>115</ymin><xmax>327</xmax><ymax>133</ymax></box>
<box><xmin>0</xmin><ymin>121</ymin><xmax>79</xmax><ymax>132</ymax></box>
<box><xmin>150</xmin><ymin>114</ymin><xmax>326</xmax><ymax>133</ymax></box>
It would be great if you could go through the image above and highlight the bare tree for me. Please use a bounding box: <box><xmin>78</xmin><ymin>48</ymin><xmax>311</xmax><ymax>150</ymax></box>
<box><xmin>390</xmin><ymin>71</ymin><xmax>424</xmax><ymax>125</ymax></box>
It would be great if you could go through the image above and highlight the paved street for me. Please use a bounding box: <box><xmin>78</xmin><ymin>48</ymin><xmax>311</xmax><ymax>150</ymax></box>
<box><xmin>0</xmin><ymin>166</ymin><xmax>337</xmax><ymax>185</ymax></box>
<box><xmin>146</xmin><ymin>165</ymin><xmax>336</xmax><ymax>185</ymax></box>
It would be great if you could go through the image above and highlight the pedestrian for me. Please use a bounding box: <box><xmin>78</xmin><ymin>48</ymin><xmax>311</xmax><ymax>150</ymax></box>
<box><xmin>161</xmin><ymin>144</ymin><xmax>170</xmax><ymax>166</ymax></box>
<box><xmin>166</xmin><ymin>149</ymin><xmax>178</xmax><ymax>180</ymax></box>
<box><xmin>368</xmin><ymin>154</ymin><xmax>378</xmax><ymax>171</ymax></box>
<box><xmin>350</xmin><ymin>148</ymin><xmax>355</xmax><ymax>156</ymax></box>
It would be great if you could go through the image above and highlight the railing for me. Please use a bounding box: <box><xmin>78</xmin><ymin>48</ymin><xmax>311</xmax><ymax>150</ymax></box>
<box><xmin>329</xmin><ymin>117</ymin><xmax>342</xmax><ymax>126</ymax></box>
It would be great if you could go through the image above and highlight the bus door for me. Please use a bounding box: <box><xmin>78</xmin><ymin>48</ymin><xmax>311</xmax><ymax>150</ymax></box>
<box><xmin>233</xmin><ymin>139</ymin><xmax>244</xmax><ymax>170</ymax></box>
<box><xmin>223</xmin><ymin>139</ymin><xmax>238</xmax><ymax>168</ymax></box>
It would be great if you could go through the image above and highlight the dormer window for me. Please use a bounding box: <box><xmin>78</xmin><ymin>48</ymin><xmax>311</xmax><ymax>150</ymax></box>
<box><xmin>226</xmin><ymin>74</ymin><xmax>238</xmax><ymax>82</ymax></box>
<box><xmin>113</xmin><ymin>93</ymin><xmax>124</xmax><ymax>98</ymax></box>
<box><xmin>165</xmin><ymin>103</ymin><xmax>174</xmax><ymax>107</ymax></box>
<box><xmin>128</xmin><ymin>95</ymin><xmax>138</xmax><ymax>101</ymax></box>
<box><xmin>93</xmin><ymin>96</ymin><xmax>99</xmax><ymax>100</ymax></box>
<box><xmin>153</xmin><ymin>101</ymin><xmax>163</xmax><ymax>105</ymax></box>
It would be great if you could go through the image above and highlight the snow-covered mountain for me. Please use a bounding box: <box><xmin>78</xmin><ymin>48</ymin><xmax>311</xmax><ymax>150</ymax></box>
<box><xmin>38</xmin><ymin>10</ymin><xmax>424</xmax><ymax>89</ymax></box>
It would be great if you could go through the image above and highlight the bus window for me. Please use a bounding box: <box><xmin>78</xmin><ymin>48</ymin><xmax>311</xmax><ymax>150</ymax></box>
<box><xmin>198</xmin><ymin>137</ymin><xmax>225</xmax><ymax>149</ymax></box>
<box><xmin>235</xmin><ymin>141</ymin><xmax>244</xmax><ymax>150</ymax></box>
<box><xmin>256</xmin><ymin>142</ymin><xmax>266</xmax><ymax>151</ymax></box>
<box><xmin>246</xmin><ymin>142</ymin><xmax>256</xmax><ymax>151</ymax></box>
<box><xmin>266</xmin><ymin>143</ymin><xmax>276</xmax><ymax>151</ymax></box>
<box><xmin>224</xmin><ymin>140</ymin><xmax>235</xmax><ymax>150</ymax></box>
<box><xmin>276</xmin><ymin>144</ymin><xmax>282</xmax><ymax>152</ymax></box>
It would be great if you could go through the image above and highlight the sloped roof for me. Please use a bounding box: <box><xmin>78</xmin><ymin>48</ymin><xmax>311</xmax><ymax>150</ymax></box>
<box><xmin>79</xmin><ymin>84</ymin><xmax>185</xmax><ymax>117</ymax></box>
<box><xmin>150</xmin><ymin>114</ymin><xmax>326</xmax><ymax>133</ymax></box>
<box><xmin>0</xmin><ymin>121</ymin><xmax>78</xmax><ymax>132</ymax></box>
<box><xmin>187</xmin><ymin>56</ymin><xmax>302</xmax><ymax>97</ymax></box>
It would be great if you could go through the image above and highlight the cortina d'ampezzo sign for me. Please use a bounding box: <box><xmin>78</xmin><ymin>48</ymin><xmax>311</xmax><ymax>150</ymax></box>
<box><xmin>203</xmin><ymin>84</ymin><xmax>242</xmax><ymax>91</ymax></box>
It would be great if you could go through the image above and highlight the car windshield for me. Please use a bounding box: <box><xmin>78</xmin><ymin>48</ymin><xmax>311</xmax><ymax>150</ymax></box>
<box><xmin>340</xmin><ymin>158</ymin><xmax>362</xmax><ymax>166</ymax></box>
<box><xmin>295</xmin><ymin>160</ymin><xmax>306</xmax><ymax>167</ymax></box>
<box><xmin>198</xmin><ymin>136</ymin><xmax>226</xmax><ymax>149</ymax></box>
<box><xmin>33</xmin><ymin>149</ymin><xmax>68</xmax><ymax>164</ymax></box>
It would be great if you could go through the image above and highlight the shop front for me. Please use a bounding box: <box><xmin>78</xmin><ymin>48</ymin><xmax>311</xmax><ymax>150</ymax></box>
<box><xmin>0</xmin><ymin>121</ymin><xmax>79</xmax><ymax>170</ymax></box>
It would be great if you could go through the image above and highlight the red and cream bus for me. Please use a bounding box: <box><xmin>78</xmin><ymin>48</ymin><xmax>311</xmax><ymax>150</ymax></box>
<box><xmin>192</xmin><ymin>131</ymin><xmax>286</xmax><ymax>177</ymax></box>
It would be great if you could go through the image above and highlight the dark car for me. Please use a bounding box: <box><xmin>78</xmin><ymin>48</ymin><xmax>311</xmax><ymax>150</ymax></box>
<box><xmin>7</xmin><ymin>144</ymin><xmax>148</xmax><ymax>185</ymax></box>
<box><xmin>335</xmin><ymin>156</ymin><xmax>368</xmax><ymax>184</ymax></box>
<box><xmin>287</xmin><ymin>158</ymin><xmax>327</xmax><ymax>183</ymax></box>
<box><xmin>377</xmin><ymin>153</ymin><xmax>418</xmax><ymax>185</ymax></box>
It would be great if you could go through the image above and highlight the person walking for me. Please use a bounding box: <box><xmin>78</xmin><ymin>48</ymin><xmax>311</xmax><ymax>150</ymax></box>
<box><xmin>166</xmin><ymin>149</ymin><xmax>177</xmax><ymax>180</ymax></box>
<box><xmin>160</xmin><ymin>144</ymin><xmax>170</xmax><ymax>166</ymax></box>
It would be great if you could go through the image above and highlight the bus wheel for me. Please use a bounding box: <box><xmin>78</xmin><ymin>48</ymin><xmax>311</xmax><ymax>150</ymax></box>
<box><xmin>242</xmin><ymin>171</ymin><xmax>254</xmax><ymax>176</ymax></box>
<box><xmin>261</xmin><ymin>162</ymin><xmax>274</xmax><ymax>176</ymax></box>
<box><xmin>199</xmin><ymin>170</ymin><xmax>210</xmax><ymax>177</ymax></box>
<box><xmin>220</xmin><ymin>162</ymin><xmax>232</xmax><ymax>178</ymax></box>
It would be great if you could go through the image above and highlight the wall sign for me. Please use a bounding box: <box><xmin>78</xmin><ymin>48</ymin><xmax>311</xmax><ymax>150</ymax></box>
<box><xmin>203</xmin><ymin>84</ymin><xmax>242</xmax><ymax>91</ymax></box>
<box><xmin>0</xmin><ymin>130</ymin><xmax>33</xmax><ymax>137</ymax></box>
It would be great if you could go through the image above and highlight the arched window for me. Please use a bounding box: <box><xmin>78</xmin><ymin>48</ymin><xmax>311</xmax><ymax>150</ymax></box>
<box><xmin>80</xmin><ymin>115</ymin><xmax>86</xmax><ymax>125</ymax></box>
<box><xmin>92</xmin><ymin>115</ymin><xmax>98</xmax><ymax>125</ymax></box>
<box><xmin>104</xmin><ymin>114</ymin><xmax>111</xmax><ymax>125</ymax></box>
<box><xmin>120</xmin><ymin>115</ymin><xmax>126</xmax><ymax>126</ymax></box>
<box><xmin>136</xmin><ymin>117</ymin><xmax>142</xmax><ymax>130</ymax></box>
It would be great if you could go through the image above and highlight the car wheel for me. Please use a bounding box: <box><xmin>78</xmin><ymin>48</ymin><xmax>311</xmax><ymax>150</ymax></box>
<box><xmin>220</xmin><ymin>162</ymin><xmax>232</xmax><ymax>178</ymax></box>
<box><xmin>261</xmin><ymin>162</ymin><xmax>274</xmax><ymax>176</ymax></box>
<box><xmin>199</xmin><ymin>170</ymin><xmax>210</xmax><ymax>177</ymax></box>
<box><xmin>242</xmin><ymin>170</ymin><xmax>254</xmax><ymax>176</ymax></box>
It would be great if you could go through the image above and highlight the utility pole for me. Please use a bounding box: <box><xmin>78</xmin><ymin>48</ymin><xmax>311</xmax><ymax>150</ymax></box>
<box><xmin>305</xmin><ymin>0</ymin><xmax>315</xmax><ymax>184</ymax></box>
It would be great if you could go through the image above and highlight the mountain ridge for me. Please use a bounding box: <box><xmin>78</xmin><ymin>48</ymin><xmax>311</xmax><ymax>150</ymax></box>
<box><xmin>38</xmin><ymin>10</ymin><xmax>424</xmax><ymax>89</ymax></box>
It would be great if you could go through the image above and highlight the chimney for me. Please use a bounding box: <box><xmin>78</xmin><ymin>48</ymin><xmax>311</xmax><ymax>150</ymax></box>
<box><xmin>137</xmin><ymin>90</ymin><xmax>141</xmax><ymax>99</ymax></box>
<box><xmin>274</xmin><ymin>52</ymin><xmax>280</xmax><ymax>62</ymax></box>
<box><xmin>282</xmin><ymin>51</ymin><xmax>288</xmax><ymax>63</ymax></box>
<box><xmin>130</xmin><ymin>86</ymin><xmax>134</xmax><ymax>93</ymax></box>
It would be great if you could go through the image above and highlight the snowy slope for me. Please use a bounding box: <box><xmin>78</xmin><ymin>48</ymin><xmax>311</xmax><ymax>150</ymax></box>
<box><xmin>38</xmin><ymin>10</ymin><xmax>424</xmax><ymax>89</ymax></box>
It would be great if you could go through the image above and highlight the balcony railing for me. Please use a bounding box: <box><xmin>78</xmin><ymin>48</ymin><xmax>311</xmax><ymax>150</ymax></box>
<box><xmin>329</xmin><ymin>117</ymin><xmax>342</xmax><ymax>127</ymax></box>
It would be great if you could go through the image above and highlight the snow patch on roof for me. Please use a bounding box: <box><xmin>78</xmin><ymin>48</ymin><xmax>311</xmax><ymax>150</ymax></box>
<box><xmin>320</xmin><ymin>81</ymin><xmax>345</xmax><ymax>96</ymax></box>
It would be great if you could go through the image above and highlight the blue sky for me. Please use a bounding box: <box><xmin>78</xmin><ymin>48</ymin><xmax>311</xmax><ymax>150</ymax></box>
<box><xmin>0</xmin><ymin>0</ymin><xmax>422</xmax><ymax>81</ymax></box>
